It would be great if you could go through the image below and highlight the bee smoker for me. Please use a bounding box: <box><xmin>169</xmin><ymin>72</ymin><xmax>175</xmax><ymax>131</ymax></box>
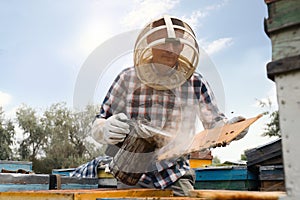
<box><xmin>106</xmin><ymin>120</ymin><xmax>157</xmax><ymax>186</ymax></box>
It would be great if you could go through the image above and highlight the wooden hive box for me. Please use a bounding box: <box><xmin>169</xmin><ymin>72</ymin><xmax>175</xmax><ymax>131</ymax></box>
<box><xmin>52</xmin><ymin>167</ymin><xmax>117</xmax><ymax>188</ymax></box>
<box><xmin>97</xmin><ymin>166</ymin><xmax>117</xmax><ymax>188</ymax></box>
<box><xmin>189</xmin><ymin>150</ymin><xmax>213</xmax><ymax>168</ymax></box>
<box><xmin>0</xmin><ymin>173</ymin><xmax>98</xmax><ymax>192</ymax></box>
<box><xmin>0</xmin><ymin>161</ymin><xmax>32</xmax><ymax>172</ymax></box>
<box><xmin>259</xmin><ymin>165</ymin><xmax>285</xmax><ymax>191</ymax></box>
<box><xmin>194</xmin><ymin>166</ymin><xmax>258</xmax><ymax>191</ymax></box>
<box><xmin>245</xmin><ymin>138</ymin><xmax>283</xmax><ymax>168</ymax></box>
<box><xmin>52</xmin><ymin>168</ymin><xmax>76</xmax><ymax>177</ymax></box>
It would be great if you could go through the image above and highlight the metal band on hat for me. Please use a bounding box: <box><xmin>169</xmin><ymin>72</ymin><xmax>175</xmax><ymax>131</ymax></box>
<box><xmin>164</xmin><ymin>15</ymin><xmax>176</xmax><ymax>38</ymax></box>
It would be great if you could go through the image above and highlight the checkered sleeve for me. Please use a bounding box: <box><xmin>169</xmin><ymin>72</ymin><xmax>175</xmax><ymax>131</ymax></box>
<box><xmin>70</xmin><ymin>156</ymin><xmax>112</xmax><ymax>178</ymax></box>
<box><xmin>192</xmin><ymin>73</ymin><xmax>226</xmax><ymax>129</ymax></box>
<box><xmin>99</xmin><ymin>68</ymin><xmax>130</xmax><ymax>119</ymax></box>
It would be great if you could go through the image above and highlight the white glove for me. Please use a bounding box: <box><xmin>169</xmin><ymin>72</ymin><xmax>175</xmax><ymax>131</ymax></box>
<box><xmin>103</xmin><ymin>113</ymin><xmax>130</xmax><ymax>144</ymax></box>
<box><xmin>228</xmin><ymin>116</ymin><xmax>249</xmax><ymax>141</ymax></box>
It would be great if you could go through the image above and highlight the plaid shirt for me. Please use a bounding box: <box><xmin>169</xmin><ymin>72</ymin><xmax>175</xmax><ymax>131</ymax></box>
<box><xmin>98</xmin><ymin>67</ymin><xmax>225</xmax><ymax>189</ymax></box>
<box><xmin>70</xmin><ymin>156</ymin><xmax>112</xmax><ymax>178</ymax></box>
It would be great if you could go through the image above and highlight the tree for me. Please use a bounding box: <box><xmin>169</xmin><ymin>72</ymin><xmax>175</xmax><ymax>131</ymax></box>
<box><xmin>16</xmin><ymin>104</ymin><xmax>47</xmax><ymax>161</ymax></box>
<box><xmin>42</xmin><ymin>102</ymin><xmax>75</xmax><ymax>168</ymax></box>
<box><xmin>212</xmin><ymin>156</ymin><xmax>221</xmax><ymax>165</ymax></box>
<box><xmin>15</xmin><ymin>103</ymin><xmax>106</xmax><ymax>173</ymax></box>
<box><xmin>258</xmin><ymin>98</ymin><xmax>281</xmax><ymax>138</ymax></box>
<box><xmin>0</xmin><ymin>107</ymin><xmax>15</xmax><ymax>160</ymax></box>
<box><xmin>42</xmin><ymin>103</ymin><xmax>103</xmax><ymax>170</ymax></box>
<box><xmin>69</xmin><ymin>104</ymin><xmax>98</xmax><ymax>158</ymax></box>
<box><xmin>262</xmin><ymin>110</ymin><xmax>280</xmax><ymax>138</ymax></box>
<box><xmin>240</xmin><ymin>153</ymin><xmax>247</xmax><ymax>161</ymax></box>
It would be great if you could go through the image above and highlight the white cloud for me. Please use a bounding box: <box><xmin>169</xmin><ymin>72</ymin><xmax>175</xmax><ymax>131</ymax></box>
<box><xmin>121</xmin><ymin>0</ymin><xmax>180</xmax><ymax>29</ymax></box>
<box><xmin>181</xmin><ymin>10</ymin><xmax>207</xmax><ymax>29</ymax></box>
<box><xmin>202</xmin><ymin>37</ymin><xmax>233</xmax><ymax>55</ymax></box>
<box><xmin>205</xmin><ymin>0</ymin><xmax>228</xmax><ymax>11</ymax></box>
<box><xmin>182</xmin><ymin>0</ymin><xmax>228</xmax><ymax>29</ymax></box>
<box><xmin>0</xmin><ymin>91</ymin><xmax>12</xmax><ymax>107</ymax></box>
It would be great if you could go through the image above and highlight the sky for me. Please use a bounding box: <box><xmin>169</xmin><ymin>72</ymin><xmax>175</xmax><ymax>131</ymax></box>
<box><xmin>0</xmin><ymin>0</ymin><xmax>278</xmax><ymax>163</ymax></box>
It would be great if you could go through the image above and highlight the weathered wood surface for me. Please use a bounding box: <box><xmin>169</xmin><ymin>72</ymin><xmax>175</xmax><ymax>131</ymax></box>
<box><xmin>270</xmin><ymin>29</ymin><xmax>300</xmax><ymax>61</ymax></box>
<box><xmin>259</xmin><ymin>165</ymin><xmax>284</xmax><ymax>181</ymax></box>
<box><xmin>0</xmin><ymin>188</ymin><xmax>173</xmax><ymax>200</ymax></box>
<box><xmin>190</xmin><ymin>190</ymin><xmax>285</xmax><ymax>200</ymax></box>
<box><xmin>265</xmin><ymin>0</ymin><xmax>300</xmax><ymax>61</ymax></box>
<box><xmin>264</xmin><ymin>0</ymin><xmax>300</xmax><ymax>33</ymax></box>
<box><xmin>259</xmin><ymin>165</ymin><xmax>285</xmax><ymax>191</ymax></box>
<box><xmin>261</xmin><ymin>180</ymin><xmax>285</xmax><ymax>192</ymax></box>
<box><xmin>158</xmin><ymin>115</ymin><xmax>262</xmax><ymax>160</ymax></box>
<box><xmin>0</xmin><ymin>188</ymin><xmax>286</xmax><ymax>200</ymax></box>
<box><xmin>245</xmin><ymin>138</ymin><xmax>282</xmax><ymax>168</ymax></box>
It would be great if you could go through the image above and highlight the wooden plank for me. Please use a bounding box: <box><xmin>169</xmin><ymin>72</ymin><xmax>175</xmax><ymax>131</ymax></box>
<box><xmin>267</xmin><ymin>55</ymin><xmax>300</xmax><ymax>80</ymax></box>
<box><xmin>0</xmin><ymin>189</ymin><xmax>286</xmax><ymax>200</ymax></box>
<box><xmin>259</xmin><ymin>165</ymin><xmax>284</xmax><ymax>181</ymax></box>
<box><xmin>0</xmin><ymin>189</ymin><xmax>173</xmax><ymax>200</ymax></box>
<box><xmin>261</xmin><ymin>180</ymin><xmax>285</xmax><ymax>191</ymax></box>
<box><xmin>190</xmin><ymin>190</ymin><xmax>286</xmax><ymax>200</ymax></box>
<box><xmin>270</xmin><ymin>29</ymin><xmax>300</xmax><ymax>61</ymax></box>
<box><xmin>0</xmin><ymin>192</ymin><xmax>74</xmax><ymax>200</ymax></box>
<box><xmin>158</xmin><ymin>115</ymin><xmax>262</xmax><ymax>160</ymax></box>
<box><xmin>74</xmin><ymin>189</ymin><xmax>173</xmax><ymax>200</ymax></box>
<box><xmin>96</xmin><ymin>198</ymin><xmax>202</xmax><ymax>200</ymax></box>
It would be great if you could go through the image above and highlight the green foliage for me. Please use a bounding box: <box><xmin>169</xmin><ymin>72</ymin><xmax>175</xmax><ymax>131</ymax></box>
<box><xmin>16</xmin><ymin>104</ymin><xmax>47</xmax><ymax>160</ymax></box>
<box><xmin>212</xmin><ymin>156</ymin><xmax>221</xmax><ymax>165</ymax></box>
<box><xmin>262</xmin><ymin>110</ymin><xmax>280</xmax><ymax>137</ymax></box>
<box><xmin>13</xmin><ymin>102</ymin><xmax>106</xmax><ymax>173</ymax></box>
<box><xmin>257</xmin><ymin>98</ymin><xmax>281</xmax><ymax>138</ymax></box>
<box><xmin>0</xmin><ymin>107</ymin><xmax>15</xmax><ymax>160</ymax></box>
<box><xmin>240</xmin><ymin>153</ymin><xmax>247</xmax><ymax>161</ymax></box>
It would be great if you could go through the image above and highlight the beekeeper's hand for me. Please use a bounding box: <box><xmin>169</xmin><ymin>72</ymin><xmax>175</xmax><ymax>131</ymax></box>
<box><xmin>228</xmin><ymin>116</ymin><xmax>249</xmax><ymax>141</ymax></box>
<box><xmin>103</xmin><ymin>113</ymin><xmax>130</xmax><ymax>144</ymax></box>
<box><xmin>92</xmin><ymin>113</ymin><xmax>130</xmax><ymax>145</ymax></box>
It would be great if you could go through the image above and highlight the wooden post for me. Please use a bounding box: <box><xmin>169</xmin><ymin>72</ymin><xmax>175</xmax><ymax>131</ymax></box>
<box><xmin>264</xmin><ymin>0</ymin><xmax>300</xmax><ymax>199</ymax></box>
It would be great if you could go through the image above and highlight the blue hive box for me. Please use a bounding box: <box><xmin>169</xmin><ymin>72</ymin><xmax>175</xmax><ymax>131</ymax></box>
<box><xmin>194</xmin><ymin>166</ymin><xmax>258</xmax><ymax>191</ymax></box>
<box><xmin>0</xmin><ymin>161</ymin><xmax>32</xmax><ymax>172</ymax></box>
